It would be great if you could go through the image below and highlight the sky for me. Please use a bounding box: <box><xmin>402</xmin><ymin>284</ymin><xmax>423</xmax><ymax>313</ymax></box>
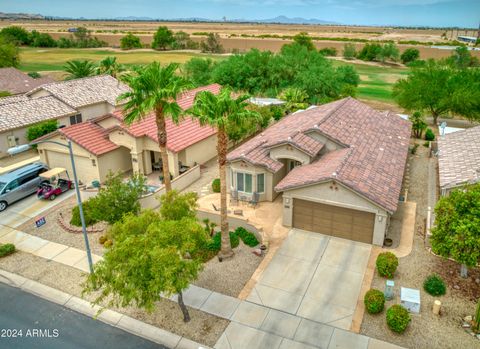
<box><xmin>1</xmin><ymin>0</ymin><xmax>479</xmax><ymax>27</ymax></box>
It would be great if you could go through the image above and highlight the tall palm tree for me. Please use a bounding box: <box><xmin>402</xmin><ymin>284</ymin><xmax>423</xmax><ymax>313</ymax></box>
<box><xmin>188</xmin><ymin>88</ymin><xmax>261</xmax><ymax>259</ymax></box>
<box><xmin>97</xmin><ymin>56</ymin><xmax>125</xmax><ymax>78</ymax></box>
<box><xmin>119</xmin><ymin>62</ymin><xmax>190</xmax><ymax>192</ymax></box>
<box><xmin>63</xmin><ymin>59</ymin><xmax>96</xmax><ymax>80</ymax></box>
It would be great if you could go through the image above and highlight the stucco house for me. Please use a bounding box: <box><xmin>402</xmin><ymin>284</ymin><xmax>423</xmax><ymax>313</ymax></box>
<box><xmin>227</xmin><ymin>97</ymin><xmax>411</xmax><ymax>245</ymax></box>
<box><xmin>438</xmin><ymin>125</ymin><xmax>480</xmax><ymax>196</ymax></box>
<box><xmin>0</xmin><ymin>75</ymin><xmax>130</xmax><ymax>158</ymax></box>
<box><xmin>35</xmin><ymin>84</ymin><xmax>221</xmax><ymax>185</ymax></box>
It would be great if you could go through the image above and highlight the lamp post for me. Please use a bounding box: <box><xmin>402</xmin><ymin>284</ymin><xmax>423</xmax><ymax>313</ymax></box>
<box><xmin>8</xmin><ymin>140</ymin><xmax>94</xmax><ymax>273</ymax></box>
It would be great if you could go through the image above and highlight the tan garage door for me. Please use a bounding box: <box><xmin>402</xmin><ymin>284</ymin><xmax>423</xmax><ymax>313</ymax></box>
<box><xmin>293</xmin><ymin>199</ymin><xmax>375</xmax><ymax>243</ymax></box>
<box><xmin>45</xmin><ymin>151</ymin><xmax>98</xmax><ymax>185</ymax></box>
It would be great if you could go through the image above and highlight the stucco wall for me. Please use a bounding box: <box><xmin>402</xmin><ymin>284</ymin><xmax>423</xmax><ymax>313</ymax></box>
<box><xmin>307</xmin><ymin>131</ymin><xmax>345</xmax><ymax>153</ymax></box>
<box><xmin>0</xmin><ymin>128</ymin><xmax>29</xmax><ymax>158</ymax></box>
<box><xmin>281</xmin><ymin>180</ymin><xmax>389</xmax><ymax>246</ymax></box>
<box><xmin>77</xmin><ymin>103</ymin><xmax>113</xmax><ymax>121</ymax></box>
<box><xmin>97</xmin><ymin>147</ymin><xmax>132</xmax><ymax>181</ymax></box>
<box><xmin>228</xmin><ymin>161</ymin><xmax>272</xmax><ymax>202</ymax></box>
<box><xmin>269</xmin><ymin>144</ymin><xmax>311</xmax><ymax>164</ymax></box>
<box><xmin>97</xmin><ymin>116</ymin><xmax>121</xmax><ymax>129</ymax></box>
<box><xmin>183</xmin><ymin>134</ymin><xmax>218</xmax><ymax>167</ymax></box>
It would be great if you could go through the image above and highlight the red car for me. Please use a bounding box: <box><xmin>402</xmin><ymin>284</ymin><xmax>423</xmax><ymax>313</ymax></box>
<box><xmin>36</xmin><ymin>168</ymin><xmax>73</xmax><ymax>200</ymax></box>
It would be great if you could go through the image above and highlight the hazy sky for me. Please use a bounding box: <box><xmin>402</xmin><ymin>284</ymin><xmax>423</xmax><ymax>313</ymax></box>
<box><xmin>1</xmin><ymin>0</ymin><xmax>478</xmax><ymax>27</ymax></box>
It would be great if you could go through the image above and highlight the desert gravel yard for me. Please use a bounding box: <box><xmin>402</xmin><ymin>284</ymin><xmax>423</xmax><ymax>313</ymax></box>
<box><xmin>0</xmin><ymin>251</ymin><xmax>229</xmax><ymax>347</ymax></box>
<box><xmin>361</xmin><ymin>144</ymin><xmax>480</xmax><ymax>349</ymax></box>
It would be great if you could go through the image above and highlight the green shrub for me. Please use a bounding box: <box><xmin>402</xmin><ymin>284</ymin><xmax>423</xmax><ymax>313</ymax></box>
<box><xmin>0</xmin><ymin>243</ymin><xmax>15</xmax><ymax>257</ymax></box>
<box><xmin>376</xmin><ymin>252</ymin><xmax>399</xmax><ymax>278</ymax></box>
<box><xmin>364</xmin><ymin>289</ymin><xmax>385</xmax><ymax>314</ymax></box>
<box><xmin>386</xmin><ymin>305</ymin><xmax>411</xmax><ymax>333</ymax></box>
<box><xmin>423</xmin><ymin>274</ymin><xmax>446</xmax><ymax>296</ymax></box>
<box><xmin>425</xmin><ymin>128</ymin><xmax>435</xmax><ymax>141</ymax></box>
<box><xmin>207</xmin><ymin>231</ymin><xmax>239</xmax><ymax>251</ymax></box>
<box><xmin>26</xmin><ymin>120</ymin><xmax>58</xmax><ymax>142</ymax></box>
<box><xmin>98</xmin><ymin>235</ymin><xmax>107</xmax><ymax>245</ymax></box>
<box><xmin>212</xmin><ymin>178</ymin><xmax>220</xmax><ymax>193</ymax></box>
<box><xmin>70</xmin><ymin>199</ymin><xmax>99</xmax><ymax>227</ymax></box>
<box><xmin>103</xmin><ymin>239</ymin><xmax>113</xmax><ymax>248</ymax></box>
<box><xmin>235</xmin><ymin>227</ymin><xmax>259</xmax><ymax>247</ymax></box>
<box><xmin>318</xmin><ymin>47</ymin><xmax>337</xmax><ymax>56</ymax></box>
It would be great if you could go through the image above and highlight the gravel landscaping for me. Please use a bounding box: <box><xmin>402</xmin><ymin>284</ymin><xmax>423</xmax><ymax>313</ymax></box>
<box><xmin>194</xmin><ymin>241</ymin><xmax>264</xmax><ymax>297</ymax></box>
<box><xmin>0</xmin><ymin>251</ymin><xmax>229</xmax><ymax>347</ymax></box>
<box><xmin>361</xmin><ymin>145</ymin><xmax>480</xmax><ymax>349</ymax></box>
<box><xmin>18</xmin><ymin>196</ymin><xmax>106</xmax><ymax>255</ymax></box>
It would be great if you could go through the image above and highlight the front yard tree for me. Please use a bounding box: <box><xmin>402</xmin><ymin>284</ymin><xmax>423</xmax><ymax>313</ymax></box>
<box><xmin>431</xmin><ymin>183</ymin><xmax>480</xmax><ymax>278</ymax></box>
<box><xmin>84</xmin><ymin>210</ymin><xmax>208</xmax><ymax>322</ymax></box>
<box><xmin>189</xmin><ymin>88</ymin><xmax>261</xmax><ymax>259</ymax></box>
<box><xmin>119</xmin><ymin>62</ymin><xmax>190</xmax><ymax>192</ymax></box>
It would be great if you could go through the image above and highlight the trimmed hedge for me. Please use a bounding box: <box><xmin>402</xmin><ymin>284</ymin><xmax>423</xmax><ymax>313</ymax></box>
<box><xmin>376</xmin><ymin>252</ymin><xmax>399</xmax><ymax>278</ymax></box>
<box><xmin>235</xmin><ymin>227</ymin><xmax>259</xmax><ymax>247</ymax></box>
<box><xmin>207</xmin><ymin>227</ymin><xmax>259</xmax><ymax>251</ymax></box>
<box><xmin>70</xmin><ymin>199</ymin><xmax>99</xmax><ymax>227</ymax></box>
<box><xmin>212</xmin><ymin>178</ymin><xmax>220</xmax><ymax>193</ymax></box>
<box><xmin>423</xmin><ymin>274</ymin><xmax>446</xmax><ymax>296</ymax></box>
<box><xmin>364</xmin><ymin>289</ymin><xmax>385</xmax><ymax>314</ymax></box>
<box><xmin>425</xmin><ymin>128</ymin><xmax>435</xmax><ymax>141</ymax></box>
<box><xmin>386</xmin><ymin>305</ymin><xmax>411</xmax><ymax>333</ymax></box>
<box><xmin>0</xmin><ymin>243</ymin><xmax>15</xmax><ymax>257</ymax></box>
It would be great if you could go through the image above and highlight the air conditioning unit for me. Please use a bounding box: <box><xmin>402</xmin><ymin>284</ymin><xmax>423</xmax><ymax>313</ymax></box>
<box><xmin>7</xmin><ymin>135</ymin><xmax>17</xmax><ymax>148</ymax></box>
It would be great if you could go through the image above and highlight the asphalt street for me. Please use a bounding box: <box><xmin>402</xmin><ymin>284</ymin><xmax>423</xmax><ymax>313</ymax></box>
<box><xmin>0</xmin><ymin>283</ymin><xmax>168</xmax><ymax>349</ymax></box>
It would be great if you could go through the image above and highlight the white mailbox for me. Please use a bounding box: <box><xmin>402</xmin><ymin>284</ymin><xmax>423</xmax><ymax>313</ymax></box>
<box><xmin>400</xmin><ymin>287</ymin><xmax>420</xmax><ymax>314</ymax></box>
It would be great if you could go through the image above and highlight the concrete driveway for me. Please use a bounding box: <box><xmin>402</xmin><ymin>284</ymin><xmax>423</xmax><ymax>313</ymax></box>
<box><xmin>247</xmin><ymin>229</ymin><xmax>372</xmax><ymax>329</ymax></box>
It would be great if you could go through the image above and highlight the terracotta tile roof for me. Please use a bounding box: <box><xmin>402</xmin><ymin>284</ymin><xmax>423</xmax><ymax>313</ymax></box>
<box><xmin>268</xmin><ymin>132</ymin><xmax>325</xmax><ymax>157</ymax></box>
<box><xmin>0</xmin><ymin>68</ymin><xmax>53</xmax><ymax>95</ymax></box>
<box><xmin>229</xmin><ymin>97</ymin><xmax>411</xmax><ymax>213</ymax></box>
<box><xmin>0</xmin><ymin>96</ymin><xmax>77</xmax><ymax>132</ymax></box>
<box><xmin>27</xmin><ymin>75</ymin><xmax>130</xmax><ymax>108</ymax></box>
<box><xmin>438</xmin><ymin>126</ymin><xmax>480</xmax><ymax>189</ymax></box>
<box><xmin>111</xmin><ymin>83</ymin><xmax>222</xmax><ymax>153</ymax></box>
<box><xmin>58</xmin><ymin>122</ymin><xmax>119</xmax><ymax>156</ymax></box>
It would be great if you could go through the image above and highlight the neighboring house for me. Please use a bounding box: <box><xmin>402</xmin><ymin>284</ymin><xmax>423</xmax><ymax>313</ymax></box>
<box><xmin>0</xmin><ymin>67</ymin><xmax>53</xmax><ymax>95</ymax></box>
<box><xmin>227</xmin><ymin>97</ymin><xmax>411</xmax><ymax>245</ymax></box>
<box><xmin>35</xmin><ymin>84</ymin><xmax>221</xmax><ymax>185</ymax></box>
<box><xmin>438</xmin><ymin>125</ymin><xmax>480</xmax><ymax>196</ymax></box>
<box><xmin>0</xmin><ymin>75</ymin><xmax>130</xmax><ymax>158</ymax></box>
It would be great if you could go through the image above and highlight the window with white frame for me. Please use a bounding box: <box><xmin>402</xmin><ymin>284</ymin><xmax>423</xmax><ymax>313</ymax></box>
<box><xmin>236</xmin><ymin>172</ymin><xmax>253</xmax><ymax>193</ymax></box>
<box><xmin>257</xmin><ymin>173</ymin><xmax>265</xmax><ymax>193</ymax></box>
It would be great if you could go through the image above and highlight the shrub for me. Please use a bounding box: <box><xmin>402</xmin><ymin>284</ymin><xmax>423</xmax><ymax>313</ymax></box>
<box><xmin>343</xmin><ymin>43</ymin><xmax>356</xmax><ymax>60</ymax></box>
<box><xmin>425</xmin><ymin>128</ymin><xmax>435</xmax><ymax>141</ymax></box>
<box><xmin>120</xmin><ymin>33</ymin><xmax>143</xmax><ymax>50</ymax></box>
<box><xmin>207</xmin><ymin>231</ymin><xmax>239</xmax><ymax>251</ymax></box>
<box><xmin>401</xmin><ymin>48</ymin><xmax>420</xmax><ymax>64</ymax></box>
<box><xmin>410</xmin><ymin>143</ymin><xmax>419</xmax><ymax>155</ymax></box>
<box><xmin>70</xmin><ymin>199</ymin><xmax>99</xmax><ymax>227</ymax></box>
<box><xmin>423</xmin><ymin>274</ymin><xmax>446</xmax><ymax>296</ymax></box>
<box><xmin>26</xmin><ymin>120</ymin><xmax>58</xmax><ymax>142</ymax></box>
<box><xmin>376</xmin><ymin>252</ymin><xmax>399</xmax><ymax>278</ymax></box>
<box><xmin>98</xmin><ymin>235</ymin><xmax>108</xmax><ymax>245</ymax></box>
<box><xmin>319</xmin><ymin>47</ymin><xmax>337</xmax><ymax>56</ymax></box>
<box><xmin>386</xmin><ymin>305</ymin><xmax>411</xmax><ymax>333</ymax></box>
<box><xmin>27</xmin><ymin>71</ymin><xmax>41</xmax><ymax>79</ymax></box>
<box><xmin>235</xmin><ymin>227</ymin><xmax>259</xmax><ymax>247</ymax></box>
<box><xmin>364</xmin><ymin>289</ymin><xmax>385</xmax><ymax>314</ymax></box>
<box><xmin>0</xmin><ymin>243</ymin><xmax>15</xmax><ymax>257</ymax></box>
<box><xmin>212</xmin><ymin>178</ymin><xmax>220</xmax><ymax>193</ymax></box>
<box><xmin>103</xmin><ymin>239</ymin><xmax>113</xmax><ymax>248</ymax></box>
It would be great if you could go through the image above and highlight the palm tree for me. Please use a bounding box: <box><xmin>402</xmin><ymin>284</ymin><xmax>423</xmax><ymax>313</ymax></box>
<box><xmin>188</xmin><ymin>88</ymin><xmax>261</xmax><ymax>259</ymax></box>
<box><xmin>63</xmin><ymin>59</ymin><xmax>97</xmax><ymax>80</ymax></box>
<box><xmin>97</xmin><ymin>56</ymin><xmax>124</xmax><ymax>78</ymax></box>
<box><xmin>278</xmin><ymin>87</ymin><xmax>309</xmax><ymax>113</ymax></box>
<box><xmin>119</xmin><ymin>62</ymin><xmax>190</xmax><ymax>192</ymax></box>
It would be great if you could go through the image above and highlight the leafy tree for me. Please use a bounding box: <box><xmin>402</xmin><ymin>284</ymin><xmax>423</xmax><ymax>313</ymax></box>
<box><xmin>64</xmin><ymin>60</ymin><xmax>97</xmax><ymax>80</ymax></box>
<box><xmin>119</xmin><ymin>63</ymin><xmax>191</xmax><ymax>192</ymax></box>
<box><xmin>159</xmin><ymin>190</ymin><xmax>198</xmax><ymax>221</ymax></box>
<box><xmin>318</xmin><ymin>47</ymin><xmax>337</xmax><ymax>56</ymax></box>
<box><xmin>0</xmin><ymin>38</ymin><xmax>20</xmax><ymax>68</ymax></box>
<box><xmin>343</xmin><ymin>43</ymin><xmax>356</xmax><ymax>60</ymax></box>
<box><xmin>83</xmin><ymin>209</ymin><xmax>209</xmax><ymax>322</ymax></box>
<box><xmin>171</xmin><ymin>31</ymin><xmax>197</xmax><ymax>50</ymax></box>
<box><xmin>409</xmin><ymin>111</ymin><xmax>427</xmax><ymax>138</ymax></box>
<box><xmin>278</xmin><ymin>87</ymin><xmax>309</xmax><ymax>113</ymax></box>
<box><xmin>400</xmin><ymin>48</ymin><xmax>420</xmax><ymax>64</ymax></box>
<box><xmin>293</xmin><ymin>32</ymin><xmax>315</xmax><ymax>51</ymax></box>
<box><xmin>89</xmin><ymin>172</ymin><xmax>146</xmax><ymax>225</ymax></box>
<box><xmin>357</xmin><ymin>43</ymin><xmax>382</xmax><ymax>61</ymax></box>
<box><xmin>431</xmin><ymin>183</ymin><xmax>480</xmax><ymax>277</ymax></box>
<box><xmin>449</xmin><ymin>46</ymin><xmax>479</xmax><ymax>69</ymax></box>
<box><xmin>26</xmin><ymin>120</ymin><xmax>58</xmax><ymax>142</ymax></box>
<box><xmin>446</xmin><ymin>68</ymin><xmax>480</xmax><ymax>121</ymax></box>
<box><xmin>30</xmin><ymin>30</ymin><xmax>56</xmax><ymax>47</ymax></box>
<box><xmin>182</xmin><ymin>57</ymin><xmax>216</xmax><ymax>86</ymax></box>
<box><xmin>200</xmin><ymin>33</ymin><xmax>224</xmax><ymax>53</ymax></box>
<box><xmin>96</xmin><ymin>56</ymin><xmax>124</xmax><ymax>78</ymax></box>
<box><xmin>188</xmin><ymin>88</ymin><xmax>261</xmax><ymax>259</ymax></box>
<box><xmin>120</xmin><ymin>33</ymin><xmax>143</xmax><ymax>50</ymax></box>
<box><xmin>152</xmin><ymin>26</ymin><xmax>174</xmax><ymax>50</ymax></box>
<box><xmin>0</xmin><ymin>26</ymin><xmax>31</xmax><ymax>45</ymax></box>
<box><xmin>378</xmin><ymin>43</ymin><xmax>399</xmax><ymax>63</ymax></box>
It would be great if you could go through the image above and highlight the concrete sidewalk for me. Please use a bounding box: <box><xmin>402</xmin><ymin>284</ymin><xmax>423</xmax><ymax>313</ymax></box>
<box><xmin>0</xmin><ymin>269</ymin><xmax>207</xmax><ymax>349</ymax></box>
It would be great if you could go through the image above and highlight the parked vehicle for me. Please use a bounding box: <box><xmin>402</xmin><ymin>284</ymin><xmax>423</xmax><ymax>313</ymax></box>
<box><xmin>36</xmin><ymin>168</ymin><xmax>73</xmax><ymax>201</ymax></box>
<box><xmin>0</xmin><ymin>163</ymin><xmax>49</xmax><ymax>212</ymax></box>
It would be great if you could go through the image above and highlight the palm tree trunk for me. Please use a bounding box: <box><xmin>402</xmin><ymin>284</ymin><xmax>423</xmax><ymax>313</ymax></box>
<box><xmin>217</xmin><ymin>128</ymin><xmax>233</xmax><ymax>260</ymax></box>
<box><xmin>177</xmin><ymin>291</ymin><xmax>190</xmax><ymax>322</ymax></box>
<box><xmin>155</xmin><ymin>106</ymin><xmax>172</xmax><ymax>192</ymax></box>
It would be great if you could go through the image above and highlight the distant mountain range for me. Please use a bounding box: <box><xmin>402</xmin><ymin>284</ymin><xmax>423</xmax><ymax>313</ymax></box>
<box><xmin>0</xmin><ymin>12</ymin><xmax>338</xmax><ymax>25</ymax></box>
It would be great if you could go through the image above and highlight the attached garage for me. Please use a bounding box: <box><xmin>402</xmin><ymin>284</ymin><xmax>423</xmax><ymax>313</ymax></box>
<box><xmin>43</xmin><ymin>149</ymin><xmax>99</xmax><ymax>185</ymax></box>
<box><xmin>293</xmin><ymin>199</ymin><xmax>375</xmax><ymax>243</ymax></box>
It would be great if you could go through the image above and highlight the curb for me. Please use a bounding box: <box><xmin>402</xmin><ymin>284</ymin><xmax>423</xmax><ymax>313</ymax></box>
<box><xmin>0</xmin><ymin>269</ymin><xmax>210</xmax><ymax>349</ymax></box>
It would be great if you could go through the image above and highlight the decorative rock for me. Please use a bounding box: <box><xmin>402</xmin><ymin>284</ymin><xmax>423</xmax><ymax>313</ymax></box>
<box><xmin>253</xmin><ymin>249</ymin><xmax>262</xmax><ymax>257</ymax></box>
<box><xmin>475</xmin><ymin>278</ymin><xmax>480</xmax><ymax>284</ymax></box>
<box><xmin>464</xmin><ymin>315</ymin><xmax>473</xmax><ymax>322</ymax></box>
<box><xmin>463</xmin><ymin>323</ymin><xmax>472</xmax><ymax>328</ymax></box>
<box><xmin>454</xmin><ymin>284</ymin><xmax>460</xmax><ymax>290</ymax></box>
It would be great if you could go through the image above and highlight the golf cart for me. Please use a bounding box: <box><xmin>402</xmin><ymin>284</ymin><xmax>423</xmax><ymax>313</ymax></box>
<box><xmin>36</xmin><ymin>167</ymin><xmax>73</xmax><ymax>200</ymax></box>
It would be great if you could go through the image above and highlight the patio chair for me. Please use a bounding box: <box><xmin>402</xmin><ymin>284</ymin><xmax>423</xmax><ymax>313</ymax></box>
<box><xmin>230</xmin><ymin>190</ymin><xmax>239</xmax><ymax>205</ymax></box>
<box><xmin>249</xmin><ymin>192</ymin><xmax>260</xmax><ymax>208</ymax></box>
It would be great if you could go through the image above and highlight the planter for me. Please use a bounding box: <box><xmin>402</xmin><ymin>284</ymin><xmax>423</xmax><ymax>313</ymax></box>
<box><xmin>384</xmin><ymin>238</ymin><xmax>393</xmax><ymax>247</ymax></box>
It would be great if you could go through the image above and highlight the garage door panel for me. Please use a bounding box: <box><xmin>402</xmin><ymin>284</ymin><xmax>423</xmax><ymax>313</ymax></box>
<box><xmin>293</xmin><ymin>199</ymin><xmax>374</xmax><ymax>244</ymax></box>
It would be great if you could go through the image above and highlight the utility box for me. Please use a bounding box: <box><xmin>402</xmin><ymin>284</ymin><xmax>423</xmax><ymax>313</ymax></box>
<box><xmin>400</xmin><ymin>287</ymin><xmax>420</xmax><ymax>313</ymax></box>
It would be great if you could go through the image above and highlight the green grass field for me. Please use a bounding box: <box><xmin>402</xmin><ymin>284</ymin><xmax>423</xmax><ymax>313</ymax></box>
<box><xmin>18</xmin><ymin>47</ymin><xmax>220</xmax><ymax>72</ymax></box>
<box><xmin>331</xmin><ymin>60</ymin><xmax>408</xmax><ymax>104</ymax></box>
